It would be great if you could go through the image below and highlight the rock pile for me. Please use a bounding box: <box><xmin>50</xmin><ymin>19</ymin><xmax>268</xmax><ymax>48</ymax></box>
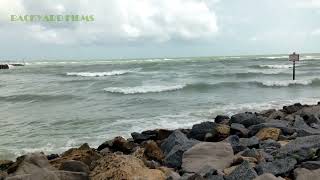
<box><xmin>2</xmin><ymin>102</ymin><xmax>320</xmax><ymax>179</ymax></box>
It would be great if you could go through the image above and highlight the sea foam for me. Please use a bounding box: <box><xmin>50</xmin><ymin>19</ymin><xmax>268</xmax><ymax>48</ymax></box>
<box><xmin>104</xmin><ymin>84</ymin><xmax>186</xmax><ymax>94</ymax></box>
<box><xmin>66</xmin><ymin>69</ymin><xmax>137</xmax><ymax>77</ymax></box>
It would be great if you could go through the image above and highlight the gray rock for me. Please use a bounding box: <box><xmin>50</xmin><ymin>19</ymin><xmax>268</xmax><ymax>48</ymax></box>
<box><xmin>294</xmin><ymin>168</ymin><xmax>320</xmax><ymax>180</ymax></box>
<box><xmin>224</xmin><ymin>135</ymin><xmax>247</xmax><ymax>153</ymax></box>
<box><xmin>59</xmin><ymin>160</ymin><xmax>89</xmax><ymax>174</ymax></box>
<box><xmin>182</xmin><ymin>142</ymin><xmax>234</xmax><ymax>173</ymax></box>
<box><xmin>225</xmin><ymin>161</ymin><xmax>257</xmax><ymax>180</ymax></box>
<box><xmin>131</xmin><ymin>132</ymin><xmax>156</xmax><ymax>143</ymax></box>
<box><xmin>293</xmin><ymin>115</ymin><xmax>320</xmax><ymax>137</ymax></box>
<box><xmin>215</xmin><ymin>115</ymin><xmax>230</xmax><ymax>124</ymax></box>
<box><xmin>283</xmin><ymin>103</ymin><xmax>303</xmax><ymax>114</ymax></box>
<box><xmin>5</xmin><ymin>153</ymin><xmax>89</xmax><ymax>180</ymax></box>
<box><xmin>230</xmin><ymin>123</ymin><xmax>249</xmax><ymax>137</ymax></box>
<box><xmin>254</xmin><ymin>173</ymin><xmax>285</xmax><ymax>180</ymax></box>
<box><xmin>277</xmin><ymin>135</ymin><xmax>320</xmax><ymax>160</ymax></box>
<box><xmin>239</xmin><ymin>136</ymin><xmax>260</xmax><ymax>148</ymax></box>
<box><xmin>248</xmin><ymin>120</ymin><xmax>294</xmax><ymax>136</ymax></box>
<box><xmin>188</xmin><ymin>121</ymin><xmax>216</xmax><ymax>141</ymax></box>
<box><xmin>230</xmin><ymin>112</ymin><xmax>266</xmax><ymax>127</ymax></box>
<box><xmin>300</xmin><ymin>161</ymin><xmax>320</xmax><ymax>170</ymax></box>
<box><xmin>255</xmin><ymin>157</ymin><xmax>297</xmax><ymax>176</ymax></box>
<box><xmin>259</xmin><ymin>139</ymin><xmax>281</xmax><ymax>154</ymax></box>
<box><xmin>161</xmin><ymin>130</ymin><xmax>199</xmax><ymax>168</ymax></box>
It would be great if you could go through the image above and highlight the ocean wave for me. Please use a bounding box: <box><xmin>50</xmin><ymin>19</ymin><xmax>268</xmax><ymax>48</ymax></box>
<box><xmin>258</xmin><ymin>64</ymin><xmax>293</xmax><ymax>69</ymax></box>
<box><xmin>255</xmin><ymin>78</ymin><xmax>320</xmax><ymax>87</ymax></box>
<box><xmin>66</xmin><ymin>69</ymin><xmax>138</xmax><ymax>77</ymax></box>
<box><xmin>104</xmin><ymin>84</ymin><xmax>186</xmax><ymax>94</ymax></box>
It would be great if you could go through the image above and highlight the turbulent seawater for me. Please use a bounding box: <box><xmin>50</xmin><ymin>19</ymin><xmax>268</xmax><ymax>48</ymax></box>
<box><xmin>1</xmin><ymin>54</ymin><xmax>320</xmax><ymax>160</ymax></box>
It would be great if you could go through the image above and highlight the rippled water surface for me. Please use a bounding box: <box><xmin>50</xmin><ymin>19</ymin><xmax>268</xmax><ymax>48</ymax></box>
<box><xmin>1</xmin><ymin>54</ymin><xmax>320</xmax><ymax>159</ymax></box>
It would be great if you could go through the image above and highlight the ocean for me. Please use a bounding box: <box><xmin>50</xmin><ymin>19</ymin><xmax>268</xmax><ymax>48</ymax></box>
<box><xmin>1</xmin><ymin>54</ymin><xmax>320</xmax><ymax>160</ymax></box>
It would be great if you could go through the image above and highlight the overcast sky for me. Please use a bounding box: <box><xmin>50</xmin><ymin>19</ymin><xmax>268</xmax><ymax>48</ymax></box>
<box><xmin>0</xmin><ymin>0</ymin><xmax>320</xmax><ymax>59</ymax></box>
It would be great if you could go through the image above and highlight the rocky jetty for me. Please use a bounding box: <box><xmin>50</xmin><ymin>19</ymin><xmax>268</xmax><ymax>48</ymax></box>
<box><xmin>2</xmin><ymin>102</ymin><xmax>320</xmax><ymax>180</ymax></box>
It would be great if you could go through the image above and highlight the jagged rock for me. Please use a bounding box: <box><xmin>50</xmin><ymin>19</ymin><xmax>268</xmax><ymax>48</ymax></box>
<box><xmin>230</xmin><ymin>112</ymin><xmax>265</xmax><ymax>127</ymax></box>
<box><xmin>131</xmin><ymin>132</ymin><xmax>157</xmax><ymax>143</ymax></box>
<box><xmin>277</xmin><ymin>135</ymin><xmax>320</xmax><ymax>161</ymax></box>
<box><xmin>300</xmin><ymin>161</ymin><xmax>320</xmax><ymax>170</ymax></box>
<box><xmin>0</xmin><ymin>160</ymin><xmax>13</xmax><ymax>171</ymax></box>
<box><xmin>188</xmin><ymin>121</ymin><xmax>216</xmax><ymax>141</ymax></box>
<box><xmin>89</xmin><ymin>154</ymin><xmax>165</xmax><ymax>180</ymax></box>
<box><xmin>294</xmin><ymin>168</ymin><xmax>320</xmax><ymax>180</ymax></box>
<box><xmin>46</xmin><ymin>154</ymin><xmax>59</xmax><ymax>161</ymax></box>
<box><xmin>59</xmin><ymin>160</ymin><xmax>90</xmax><ymax>174</ymax></box>
<box><xmin>182</xmin><ymin>142</ymin><xmax>234</xmax><ymax>173</ymax></box>
<box><xmin>240</xmin><ymin>148</ymin><xmax>265</xmax><ymax>162</ymax></box>
<box><xmin>283</xmin><ymin>103</ymin><xmax>303</xmax><ymax>114</ymax></box>
<box><xmin>269</xmin><ymin>111</ymin><xmax>286</xmax><ymax>120</ymax></box>
<box><xmin>255</xmin><ymin>157</ymin><xmax>297</xmax><ymax>176</ymax></box>
<box><xmin>233</xmin><ymin>156</ymin><xmax>258</xmax><ymax>164</ymax></box>
<box><xmin>161</xmin><ymin>130</ymin><xmax>199</xmax><ymax>168</ymax></box>
<box><xmin>259</xmin><ymin>139</ymin><xmax>281</xmax><ymax>154</ymax></box>
<box><xmin>239</xmin><ymin>136</ymin><xmax>260</xmax><ymax>148</ymax></box>
<box><xmin>215</xmin><ymin>115</ymin><xmax>230</xmax><ymax>124</ymax></box>
<box><xmin>136</xmin><ymin>129</ymin><xmax>173</xmax><ymax>142</ymax></box>
<box><xmin>254</xmin><ymin>173</ymin><xmax>285</xmax><ymax>180</ymax></box>
<box><xmin>224</xmin><ymin>135</ymin><xmax>247</xmax><ymax>153</ymax></box>
<box><xmin>6</xmin><ymin>153</ymin><xmax>88</xmax><ymax>180</ymax></box>
<box><xmin>206</xmin><ymin>124</ymin><xmax>231</xmax><ymax>141</ymax></box>
<box><xmin>259</xmin><ymin>109</ymin><xmax>276</xmax><ymax>117</ymax></box>
<box><xmin>293</xmin><ymin>115</ymin><xmax>320</xmax><ymax>136</ymax></box>
<box><xmin>225</xmin><ymin>161</ymin><xmax>258</xmax><ymax>180</ymax></box>
<box><xmin>255</xmin><ymin>128</ymin><xmax>281</xmax><ymax>141</ymax></box>
<box><xmin>230</xmin><ymin>123</ymin><xmax>249</xmax><ymax>137</ymax></box>
<box><xmin>143</xmin><ymin>140</ymin><xmax>164</xmax><ymax>162</ymax></box>
<box><xmin>97</xmin><ymin>136</ymin><xmax>136</xmax><ymax>153</ymax></box>
<box><xmin>50</xmin><ymin>144</ymin><xmax>101</xmax><ymax>169</ymax></box>
<box><xmin>248</xmin><ymin>120</ymin><xmax>294</xmax><ymax>136</ymax></box>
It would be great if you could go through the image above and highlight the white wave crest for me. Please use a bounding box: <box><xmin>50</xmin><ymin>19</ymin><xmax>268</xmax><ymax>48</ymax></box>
<box><xmin>260</xmin><ymin>79</ymin><xmax>313</xmax><ymax>87</ymax></box>
<box><xmin>259</xmin><ymin>64</ymin><xmax>293</xmax><ymax>69</ymax></box>
<box><xmin>247</xmin><ymin>69</ymin><xmax>286</xmax><ymax>75</ymax></box>
<box><xmin>104</xmin><ymin>84</ymin><xmax>186</xmax><ymax>94</ymax></box>
<box><xmin>66</xmin><ymin>69</ymin><xmax>137</xmax><ymax>77</ymax></box>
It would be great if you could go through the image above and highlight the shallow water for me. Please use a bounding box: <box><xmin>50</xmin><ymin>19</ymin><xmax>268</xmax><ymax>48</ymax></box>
<box><xmin>1</xmin><ymin>54</ymin><xmax>320</xmax><ymax>160</ymax></box>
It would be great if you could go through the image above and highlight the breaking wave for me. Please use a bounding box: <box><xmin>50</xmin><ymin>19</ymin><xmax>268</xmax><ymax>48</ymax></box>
<box><xmin>104</xmin><ymin>84</ymin><xmax>187</xmax><ymax>94</ymax></box>
<box><xmin>66</xmin><ymin>69</ymin><xmax>138</xmax><ymax>77</ymax></box>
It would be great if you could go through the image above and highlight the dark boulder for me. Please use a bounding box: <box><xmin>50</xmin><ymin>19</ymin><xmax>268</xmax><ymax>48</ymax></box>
<box><xmin>0</xmin><ymin>160</ymin><xmax>13</xmax><ymax>172</ymax></box>
<box><xmin>46</xmin><ymin>154</ymin><xmax>59</xmax><ymax>161</ymax></box>
<box><xmin>230</xmin><ymin>123</ymin><xmax>249</xmax><ymax>137</ymax></box>
<box><xmin>188</xmin><ymin>121</ymin><xmax>216</xmax><ymax>141</ymax></box>
<box><xmin>259</xmin><ymin>139</ymin><xmax>281</xmax><ymax>155</ymax></box>
<box><xmin>248</xmin><ymin>120</ymin><xmax>294</xmax><ymax>136</ymax></box>
<box><xmin>140</xmin><ymin>129</ymin><xmax>173</xmax><ymax>141</ymax></box>
<box><xmin>224</xmin><ymin>135</ymin><xmax>247</xmax><ymax>153</ymax></box>
<box><xmin>131</xmin><ymin>132</ymin><xmax>157</xmax><ymax>143</ymax></box>
<box><xmin>97</xmin><ymin>136</ymin><xmax>136</xmax><ymax>153</ymax></box>
<box><xmin>255</xmin><ymin>157</ymin><xmax>297</xmax><ymax>176</ymax></box>
<box><xmin>239</xmin><ymin>136</ymin><xmax>260</xmax><ymax>148</ymax></box>
<box><xmin>215</xmin><ymin>115</ymin><xmax>230</xmax><ymax>124</ymax></box>
<box><xmin>293</xmin><ymin>115</ymin><xmax>320</xmax><ymax>137</ymax></box>
<box><xmin>161</xmin><ymin>130</ymin><xmax>199</xmax><ymax>168</ymax></box>
<box><xmin>277</xmin><ymin>135</ymin><xmax>320</xmax><ymax>161</ymax></box>
<box><xmin>230</xmin><ymin>112</ymin><xmax>265</xmax><ymax>127</ymax></box>
<box><xmin>283</xmin><ymin>103</ymin><xmax>303</xmax><ymax>114</ymax></box>
<box><xmin>225</xmin><ymin>161</ymin><xmax>258</xmax><ymax>180</ymax></box>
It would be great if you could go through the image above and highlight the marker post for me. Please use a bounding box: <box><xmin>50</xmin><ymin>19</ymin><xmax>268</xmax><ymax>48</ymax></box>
<box><xmin>289</xmin><ymin>52</ymin><xmax>299</xmax><ymax>80</ymax></box>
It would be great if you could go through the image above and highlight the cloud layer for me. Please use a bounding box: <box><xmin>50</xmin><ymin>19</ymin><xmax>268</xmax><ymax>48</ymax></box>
<box><xmin>1</xmin><ymin>0</ymin><xmax>218</xmax><ymax>45</ymax></box>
